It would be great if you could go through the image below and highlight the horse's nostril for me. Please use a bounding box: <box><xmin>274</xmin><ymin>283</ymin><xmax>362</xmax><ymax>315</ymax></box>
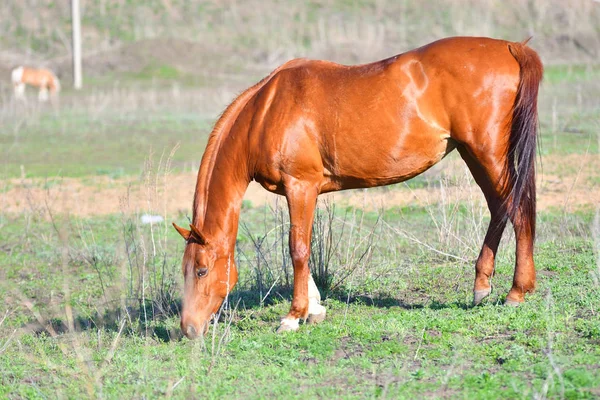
<box><xmin>185</xmin><ymin>325</ymin><xmax>198</xmax><ymax>339</ymax></box>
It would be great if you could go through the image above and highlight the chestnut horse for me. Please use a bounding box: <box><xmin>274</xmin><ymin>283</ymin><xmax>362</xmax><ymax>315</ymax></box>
<box><xmin>11</xmin><ymin>66</ymin><xmax>60</xmax><ymax>103</ymax></box>
<box><xmin>173</xmin><ymin>36</ymin><xmax>543</xmax><ymax>338</ymax></box>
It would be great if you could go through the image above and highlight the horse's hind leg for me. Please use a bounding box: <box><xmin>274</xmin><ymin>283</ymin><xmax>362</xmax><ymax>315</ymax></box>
<box><xmin>457</xmin><ymin>147</ymin><xmax>507</xmax><ymax>304</ymax></box>
<box><xmin>458</xmin><ymin>145</ymin><xmax>536</xmax><ymax>305</ymax></box>
<box><xmin>505</xmin><ymin>210</ymin><xmax>536</xmax><ymax>305</ymax></box>
<box><xmin>278</xmin><ymin>176</ymin><xmax>326</xmax><ymax>332</ymax></box>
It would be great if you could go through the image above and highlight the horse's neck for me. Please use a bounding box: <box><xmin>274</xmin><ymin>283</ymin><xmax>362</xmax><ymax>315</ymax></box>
<box><xmin>191</xmin><ymin>59</ymin><xmax>311</xmax><ymax>248</ymax></box>
<box><xmin>195</xmin><ymin>139</ymin><xmax>250</xmax><ymax>251</ymax></box>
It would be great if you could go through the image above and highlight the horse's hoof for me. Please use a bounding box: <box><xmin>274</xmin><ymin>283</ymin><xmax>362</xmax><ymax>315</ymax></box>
<box><xmin>276</xmin><ymin>318</ymin><xmax>299</xmax><ymax>333</ymax></box>
<box><xmin>504</xmin><ymin>298</ymin><xmax>522</xmax><ymax>307</ymax></box>
<box><xmin>473</xmin><ymin>288</ymin><xmax>491</xmax><ymax>305</ymax></box>
<box><xmin>307</xmin><ymin>310</ymin><xmax>326</xmax><ymax>325</ymax></box>
<box><xmin>307</xmin><ymin>301</ymin><xmax>326</xmax><ymax>324</ymax></box>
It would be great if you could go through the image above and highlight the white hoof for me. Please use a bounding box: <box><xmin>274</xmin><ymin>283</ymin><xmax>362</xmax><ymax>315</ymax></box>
<box><xmin>277</xmin><ymin>317</ymin><xmax>299</xmax><ymax>333</ymax></box>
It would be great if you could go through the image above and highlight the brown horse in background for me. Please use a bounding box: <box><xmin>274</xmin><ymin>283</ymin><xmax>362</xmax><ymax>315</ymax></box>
<box><xmin>11</xmin><ymin>66</ymin><xmax>60</xmax><ymax>103</ymax></box>
<box><xmin>173</xmin><ymin>36</ymin><xmax>543</xmax><ymax>338</ymax></box>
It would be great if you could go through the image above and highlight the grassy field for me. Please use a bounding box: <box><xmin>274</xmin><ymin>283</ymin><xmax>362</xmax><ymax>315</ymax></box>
<box><xmin>1</xmin><ymin>75</ymin><xmax>599</xmax><ymax>398</ymax></box>
<box><xmin>1</xmin><ymin>1</ymin><xmax>600</xmax><ymax>398</ymax></box>
<box><xmin>0</xmin><ymin>205</ymin><xmax>599</xmax><ymax>398</ymax></box>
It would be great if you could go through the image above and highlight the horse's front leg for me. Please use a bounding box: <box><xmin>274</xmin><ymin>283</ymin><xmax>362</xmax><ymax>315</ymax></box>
<box><xmin>278</xmin><ymin>179</ymin><xmax>326</xmax><ymax>332</ymax></box>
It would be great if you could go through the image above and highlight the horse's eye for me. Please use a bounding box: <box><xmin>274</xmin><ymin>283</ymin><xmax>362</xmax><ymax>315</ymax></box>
<box><xmin>196</xmin><ymin>267</ymin><xmax>208</xmax><ymax>278</ymax></box>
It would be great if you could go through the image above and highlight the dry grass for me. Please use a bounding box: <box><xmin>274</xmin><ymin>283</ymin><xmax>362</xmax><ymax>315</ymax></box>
<box><xmin>592</xmin><ymin>207</ymin><xmax>600</xmax><ymax>287</ymax></box>
<box><xmin>0</xmin><ymin>0</ymin><xmax>599</xmax><ymax>81</ymax></box>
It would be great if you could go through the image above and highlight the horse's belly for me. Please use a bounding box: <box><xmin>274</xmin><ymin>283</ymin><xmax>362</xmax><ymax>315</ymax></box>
<box><xmin>320</xmin><ymin>132</ymin><xmax>453</xmax><ymax>192</ymax></box>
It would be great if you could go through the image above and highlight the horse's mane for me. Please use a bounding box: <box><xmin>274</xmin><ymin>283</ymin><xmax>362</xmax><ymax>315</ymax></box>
<box><xmin>192</xmin><ymin>58</ymin><xmax>309</xmax><ymax>228</ymax></box>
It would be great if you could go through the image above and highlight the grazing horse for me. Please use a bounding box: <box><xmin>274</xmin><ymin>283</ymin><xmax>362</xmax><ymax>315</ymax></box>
<box><xmin>11</xmin><ymin>66</ymin><xmax>60</xmax><ymax>103</ymax></box>
<box><xmin>173</xmin><ymin>36</ymin><xmax>543</xmax><ymax>338</ymax></box>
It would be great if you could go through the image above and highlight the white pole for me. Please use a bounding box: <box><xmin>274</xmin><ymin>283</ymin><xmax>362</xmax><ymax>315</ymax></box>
<box><xmin>71</xmin><ymin>0</ymin><xmax>82</xmax><ymax>89</ymax></box>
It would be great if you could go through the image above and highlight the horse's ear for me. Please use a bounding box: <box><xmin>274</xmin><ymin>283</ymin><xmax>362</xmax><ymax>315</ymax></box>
<box><xmin>172</xmin><ymin>222</ymin><xmax>191</xmax><ymax>240</ymax></box>
<box><xmin>189</xmin><ymin>224</ymin><xmax>208</xmax><ymax>245</ymax></box>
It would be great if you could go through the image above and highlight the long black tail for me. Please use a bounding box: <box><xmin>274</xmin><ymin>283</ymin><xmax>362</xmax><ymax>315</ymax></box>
<box><xmin>505</xmin><ymin>39</ymin><xmax>543</xmax><ymax>238</ymax></box>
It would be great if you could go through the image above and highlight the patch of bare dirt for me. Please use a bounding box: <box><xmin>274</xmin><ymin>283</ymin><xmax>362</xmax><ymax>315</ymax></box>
<box><xmin>1</xmin><ymin>155</ymin><xmax>598</xmax><ymax>218</ymax></box>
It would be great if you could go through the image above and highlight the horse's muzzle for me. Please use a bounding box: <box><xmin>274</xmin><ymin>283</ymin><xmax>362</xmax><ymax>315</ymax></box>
<box><xmin>184</xmin><ymin>324</ymin><xmax>198</xmax><ymax>339</ymax></box>
<box><xmin>181</xmin><ymin>318</ymin><xmax>210</xmax><ymax>339</ymax></box>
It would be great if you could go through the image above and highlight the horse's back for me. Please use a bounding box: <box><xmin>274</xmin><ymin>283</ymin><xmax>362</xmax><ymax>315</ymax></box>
<box><xmin>246</xmin><ymin>37</ymin><xmax>529</xmax><ymax>193</ymax></box>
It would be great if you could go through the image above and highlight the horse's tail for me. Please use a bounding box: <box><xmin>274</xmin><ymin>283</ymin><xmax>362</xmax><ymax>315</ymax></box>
<box><xmin>505</xmin><ymin>39</ymin><xmax>543</xmax><ymax>237</ymax></box>
<box><xmin>11</xmin><ymin>66</ymin><xmax>24</xmax><ymax>85</ymax></box>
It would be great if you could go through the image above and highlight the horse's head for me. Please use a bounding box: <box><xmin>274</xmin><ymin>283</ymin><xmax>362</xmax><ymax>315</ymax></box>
<box><xmin>173</xmin><ymin>223</ymin><xmax>238</xmax><ymax>339</ymax></box>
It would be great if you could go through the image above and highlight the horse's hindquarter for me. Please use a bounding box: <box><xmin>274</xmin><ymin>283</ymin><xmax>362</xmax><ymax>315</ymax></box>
<box><xmin>249</xmin><ymin>37</ymin><xmax>520</xmax><ymax>194</ymax></box>
<box><xmin>419</xmin><ymin>37</ymin><xmax>521</xmax><ymax>150</ymax></box>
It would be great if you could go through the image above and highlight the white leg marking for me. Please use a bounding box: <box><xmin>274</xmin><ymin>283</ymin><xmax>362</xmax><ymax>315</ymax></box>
<box><xmin>307</xmin><ymin>274</ymin><xmax>326</xmax><ymax>324</ymax></box>
<box><xmin>308</xmin><ymin>274</ymin><xmax>321</xmax><ymax>302</ymax></box>
<box><xmin>39</xmin><ymin>88</ymin><xmax>49</xmax><ymax>102</ymax></box>
<box><xmin>15</xmin><ymin>83</ymin><xmax>26</xmax><ymax>100</ymax></box>
<box><xmin>278</xmin><ymin>275</ymin><xmax>326</xmax><ymax>332</ymax></box>
<box><xmin>308</xmin><ymin>298</ymin><xmax>326</xmax><ymax>317</ymax></box>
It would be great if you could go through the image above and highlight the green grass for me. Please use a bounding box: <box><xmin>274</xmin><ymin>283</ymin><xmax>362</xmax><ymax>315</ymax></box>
<box><xmin>1</xmin><ymin>206</ymin><xmax>599</xmax><ymax>398</ymax></box>
<box><xmin>538</xmin><ymin>65</ymin><xmax>600</xmax><ymax>156</ymax></box>
<box><xmin>543</xmin><ymin>64</ymin><xmax>600</xmax><ymax>85</ymax></box>
<box><xmin>0</xmin><ymin>112</ymin><xmax>213</xmax><ymax>178</ymax></box>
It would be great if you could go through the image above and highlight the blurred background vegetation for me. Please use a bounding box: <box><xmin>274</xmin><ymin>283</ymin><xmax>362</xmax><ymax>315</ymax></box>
<box><xmin>1</xmin><ymin>0</ymin><xmax>599</xmax><ymax>86</ymax></box>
